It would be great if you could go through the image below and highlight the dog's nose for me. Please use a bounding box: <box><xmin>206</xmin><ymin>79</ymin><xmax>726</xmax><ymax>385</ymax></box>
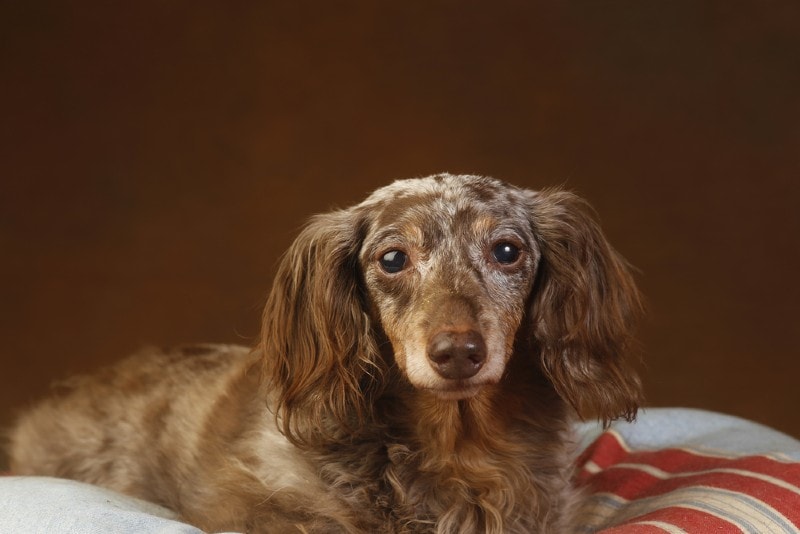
<box><xmin>427</xmin><ymin>330</ymin><xmax>486</xmax><ymax>380</ymax></box>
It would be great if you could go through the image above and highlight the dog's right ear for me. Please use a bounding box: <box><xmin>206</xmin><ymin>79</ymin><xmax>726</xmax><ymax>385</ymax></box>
<box><xmin>260</xmin><ymin>207</ymin><xmax>383</xmax><ymax>447</ymax></box>
<box><xmin>527</xmin><ymin>189</ymin><xmax>644</xmax><ymax>425</ymax></box>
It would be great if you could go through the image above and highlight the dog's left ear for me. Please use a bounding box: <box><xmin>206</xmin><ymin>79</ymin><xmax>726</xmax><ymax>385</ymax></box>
<box><xmin>527</xmin><ymin>188</ymin><xmax>644</xmax><ymax>424</ymax></box>
<box><xmin>260</xmin><ymin>206</ymin><xmax>383</xmax><ymax>446</ymax></box>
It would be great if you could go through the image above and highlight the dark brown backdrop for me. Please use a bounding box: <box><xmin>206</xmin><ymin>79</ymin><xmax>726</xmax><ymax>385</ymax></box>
<box><xmin>2</xmin><ymin>2</ymin><xmax>799</xmax><ymax>453</ymax></box>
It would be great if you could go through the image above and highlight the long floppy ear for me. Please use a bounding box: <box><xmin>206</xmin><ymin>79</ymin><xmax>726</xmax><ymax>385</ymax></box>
<box><xmin>260</xmin><ymin>207</ymin><xmax>383</xmax><ymax>446</ymax></box>
<box><xmin>528</xmin><ymin>189</ymin><xmax>644</xmax><ymax>424</ymax></box>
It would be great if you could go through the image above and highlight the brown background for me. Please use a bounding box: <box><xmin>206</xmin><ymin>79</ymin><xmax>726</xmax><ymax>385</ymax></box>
<box><xmin>2</xmin><ymin>1</ymin><xmax>799</xmax><ymax>463</ymax></box>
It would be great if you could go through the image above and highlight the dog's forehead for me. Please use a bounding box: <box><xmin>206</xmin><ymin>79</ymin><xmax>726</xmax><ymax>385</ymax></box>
<box><xmin>359</xmin><ymin>174</ymin><xmax>529</xmax><ymax>223</ymax></box>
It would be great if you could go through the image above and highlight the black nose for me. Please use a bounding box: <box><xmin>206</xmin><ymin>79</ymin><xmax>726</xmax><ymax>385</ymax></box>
<box><xmin>427</xmin><ymin>330</ymin><xmax>486</xmax><ymax>380</ymax></box>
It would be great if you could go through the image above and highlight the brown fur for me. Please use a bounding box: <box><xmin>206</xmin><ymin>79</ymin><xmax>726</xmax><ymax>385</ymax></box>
<box><xmin>7</xmin><ymin>174</ymin><xmax>643</xmax><ymax>533</ymax></box>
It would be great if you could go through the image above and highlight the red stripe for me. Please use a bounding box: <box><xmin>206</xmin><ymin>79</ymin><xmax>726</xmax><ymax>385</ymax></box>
<box><xmin>578</xmin><ymin>433</ymin><xmax>629</xmax><ymax>472</ymax></box>
<box><xmin>600</xmin><ymin>524</ymin><xmax>668</xmax><ymax>533</ymax></box>
<box><xmin>597</xmin><ymin>506</ymin><xmax>739</xmax><ymax>532</ymax></box>
<box><xmin>588</xmin><ymin>467</ymin><xmax>800</xmax><ymax>522</ymax></box>
<box><xmin>616</xmin><ymin>447</ymin><xmax>800</xmax><ymax>484</ymax></box>
<box><xmin>578</xmin><ymin>431</ymin><xmax>800</xmax><ymax>528</ymax></box>
<box><xmin>580</xmin><ymin>432</ymin><xmax>800</xmax><ymax>486</ymax></box>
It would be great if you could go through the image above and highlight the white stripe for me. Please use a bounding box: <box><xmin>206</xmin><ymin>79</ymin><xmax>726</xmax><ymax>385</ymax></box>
<box><xmin>669</xmin><ymin>487</ymin><xmax>794</xmax><ymax>533</ymax></box>
<box><xmin>606</xmin><ymin>429</ymin><xmax>799</xmax><ymax>464</ymax></box>
<box><xmin>582</xmin><ymin>460</ymin><xmax>601</xmax><ymax>475</ymax></box>
<box><xmin>578</xmin><ymin>486</ymin><xmax>796</xmax><ymax>533</ymax></box>
<box><xmin>609</xmin><ymin>462</ymin><xmax>800</xmax><ymax>496</ymax></box>
<box><xmin>630</xmin><ymin>520</ymin><xmax>688</xmax><ymax>534</ymax></box>
<box><xmin>575</xmin><ymin>492</ymin><xmax>629</xmax><ymax>531</ymax></box>
<box><xmin>678</xmin><ymin>447</ymin><xmax>800</xmax><ymax>464</ymax></box>
<box><xmin>606</xmin><ymin>429</ymin><xmax>632</xmax><ymax>452</ymax></box>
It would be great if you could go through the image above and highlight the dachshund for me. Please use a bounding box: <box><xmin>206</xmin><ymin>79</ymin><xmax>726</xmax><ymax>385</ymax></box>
<box><xmin>8</xmin><ymin>174</ymin><xmax>643</xmax><ymax>533</ymax></box>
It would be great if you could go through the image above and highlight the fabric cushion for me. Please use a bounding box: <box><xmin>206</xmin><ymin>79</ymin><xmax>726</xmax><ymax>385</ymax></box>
<box><xmin>575</xmin><ymin>409</ymin><xmax>800</xmax><ymax>532</ymax></box>
<box><xmin>3</xmin><ymin>408</ymin><xmax>799</xmax><ymax>533</ymax></box>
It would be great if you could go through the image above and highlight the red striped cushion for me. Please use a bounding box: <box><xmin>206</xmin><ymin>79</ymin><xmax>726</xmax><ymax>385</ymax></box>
<box><xmin>577</xmin><ymin>431</ymin><xmax>800</xmax><ymax>532</ymax></box>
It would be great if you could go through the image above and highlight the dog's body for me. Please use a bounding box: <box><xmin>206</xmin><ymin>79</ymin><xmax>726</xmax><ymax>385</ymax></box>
<box><xmin>8</xmin><ymin>174</ymin><xmax>643</xmax><ymax>533</ymax></box>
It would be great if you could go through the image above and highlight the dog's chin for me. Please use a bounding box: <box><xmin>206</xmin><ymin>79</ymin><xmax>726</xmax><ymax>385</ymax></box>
<box><xmin>421</xmin><ymin>381</ymin><xmax>492</xmax><ymax>401</ymax></box>
<box><xmin>429</xmin><ymin>387</ymin><xmax>482</xmax><ymax>401</ymax></box>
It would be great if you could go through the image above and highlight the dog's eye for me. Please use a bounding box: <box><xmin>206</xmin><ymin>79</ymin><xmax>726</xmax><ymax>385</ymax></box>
<box><xmin>492</xmin><ymin>242</ymin><xmax>521</xmax><ymax>265</ymax></box>
<box><xmin>379</xmin><ymin>250</ymin><xmax>408</xmax><ymax>273</ymax></box>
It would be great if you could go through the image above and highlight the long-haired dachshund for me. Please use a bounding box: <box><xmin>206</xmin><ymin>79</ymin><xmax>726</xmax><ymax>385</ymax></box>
<box><xmin>8</xmin><ymin>174</ymin><xmax>643</xmax><ymax>533</ymax></box>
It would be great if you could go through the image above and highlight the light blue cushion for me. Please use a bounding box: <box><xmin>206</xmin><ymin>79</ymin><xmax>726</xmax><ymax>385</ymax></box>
<box><xmin>3</xmin><ymin>408</ymin><xmax>798</xmax><ymax>532</ymax></box>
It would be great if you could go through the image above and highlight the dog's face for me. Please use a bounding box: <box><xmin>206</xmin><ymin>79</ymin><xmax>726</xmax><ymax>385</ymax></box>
<box><xmin>358</xmin><ymin>175</ymin><xmax>540</xmax><ymax>400</ymax></box>
<box><xmin>263</xmin><ymin>173</ymin><xmax>642</xmax><ymax>441</ymax></box>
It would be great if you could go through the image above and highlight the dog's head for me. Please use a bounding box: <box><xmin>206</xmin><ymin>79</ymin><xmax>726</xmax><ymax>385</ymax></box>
<box><xmin>356</xmin><ymin>176</ymin><xmax>541</xmax><ymax>401</ymax></box>
<box><xmin>262</xmin><ymin>174</ymin><xmax>643</xmax><ymax>443</ymax></box>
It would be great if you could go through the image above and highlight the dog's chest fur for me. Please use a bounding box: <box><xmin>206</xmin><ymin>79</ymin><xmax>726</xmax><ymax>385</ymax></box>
<box><xmin>299</xmin><ymin>370</ymin><xmax>579</xmax><ymax>533</ymax></box>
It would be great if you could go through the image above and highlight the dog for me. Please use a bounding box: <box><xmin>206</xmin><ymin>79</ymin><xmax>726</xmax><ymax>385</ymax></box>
<box><xmin>8</xmin><ymin>174</ymin><xmax>643</xmax><ymax>533</ymax></box>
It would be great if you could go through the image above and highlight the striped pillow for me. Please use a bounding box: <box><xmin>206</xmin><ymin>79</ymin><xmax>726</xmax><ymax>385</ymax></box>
<box><xmin>576</xmin><ymin>430</ymin><xmax>800</xmax><ymax>533</ymax></box>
